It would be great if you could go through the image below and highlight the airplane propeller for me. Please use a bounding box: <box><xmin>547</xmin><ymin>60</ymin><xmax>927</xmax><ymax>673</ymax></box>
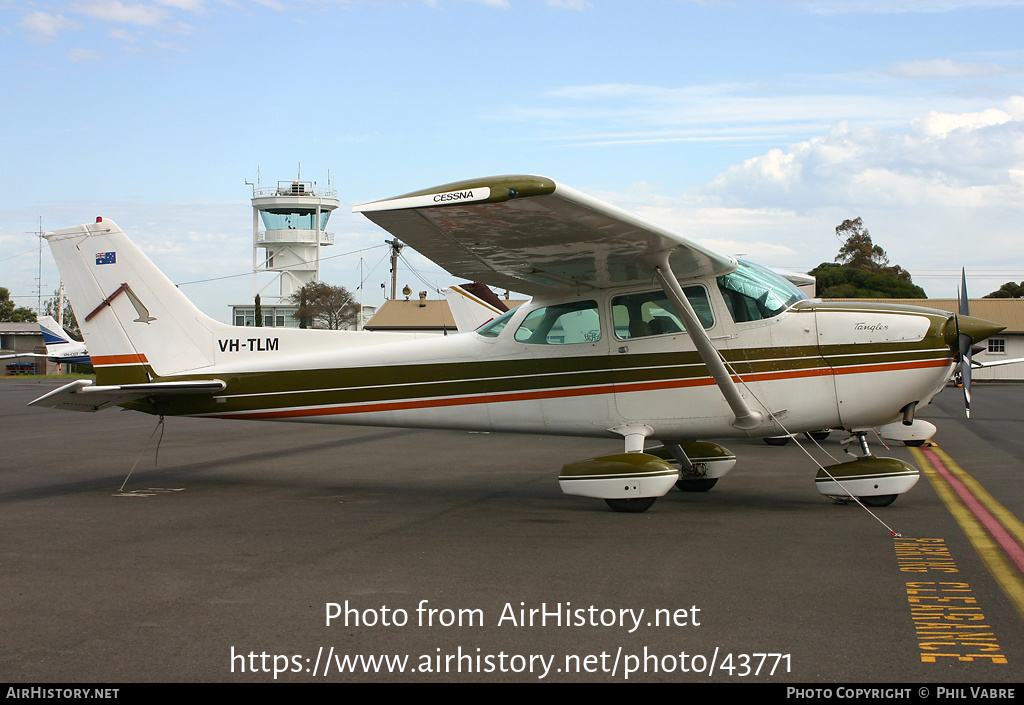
<box><xmin>948</xmin><ymin>269</ymin><xmax>1006</xmax><ymax>418</ymax></box>
<box><xmin>957</xmin><ymin>268</ymin><xmax>973</xmax><ymax>417</ymax></box>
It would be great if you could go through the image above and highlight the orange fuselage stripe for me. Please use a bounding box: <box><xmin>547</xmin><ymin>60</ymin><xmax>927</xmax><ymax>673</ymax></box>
<box><xmin>92</xmin><ymin>353</ymin><xmax>149</xmax><ymax>366</ymax></box>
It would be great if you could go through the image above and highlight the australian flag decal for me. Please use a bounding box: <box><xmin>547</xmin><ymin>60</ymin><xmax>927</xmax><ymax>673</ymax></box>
<box><xmin>96</xmin><ymin>252</ymin><xmax>116</xmax><ymax>265</ymax></box>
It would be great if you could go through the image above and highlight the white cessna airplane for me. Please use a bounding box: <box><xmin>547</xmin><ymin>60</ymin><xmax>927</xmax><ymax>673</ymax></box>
<box><xmin>29</xmin><ymin>175</ymin><xmax>1003</xmax><ymax>512</ymax></box>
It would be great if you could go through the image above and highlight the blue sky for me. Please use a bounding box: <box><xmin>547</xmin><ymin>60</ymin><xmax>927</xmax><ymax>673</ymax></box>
<box><xmin>2</xmin><ymin>0</ymin><xmax>1023</xmax><ymax>320</ymax></box>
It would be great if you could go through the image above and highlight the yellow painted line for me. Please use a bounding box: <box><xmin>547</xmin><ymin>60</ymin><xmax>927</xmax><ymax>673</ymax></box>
<box><xmin>910</xmin><ymin>446</ymin><xmax>1024</xmax><ymax>621</ymax></box>
<box><xmin>930</xmin><ymin>445</ymin><xmax>1024</xmax><ymax>549</ymax></box>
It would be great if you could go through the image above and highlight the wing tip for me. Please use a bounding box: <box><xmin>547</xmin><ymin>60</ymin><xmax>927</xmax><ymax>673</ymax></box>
<box><xmin>353</xmin><ymin>175</ymin><xmax>557</xmax><ymax>213</ymax></box>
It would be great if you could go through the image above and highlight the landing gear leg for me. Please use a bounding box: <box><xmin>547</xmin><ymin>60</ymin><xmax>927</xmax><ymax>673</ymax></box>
<box><xmin>843</xmin><ymin>431</ymin><xmax>873</xmax><ymax>457</ymax></box>
<box><xmin>663</xmin><ymin>442</ymin><xmax>719</xmax><ymax>492</ymax></box>
<box><xmin>856</xmin><ymin>431</ymin><xmax>872</xmax><ymax>457</ymax></box>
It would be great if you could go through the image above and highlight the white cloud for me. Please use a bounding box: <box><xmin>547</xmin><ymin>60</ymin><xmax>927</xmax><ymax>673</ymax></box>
<box><xmin>531</xmin><ymin>80</ymin><xmax>984</xmax><ymax>150</ymax></box>
<box><xmin>915</xmin><ymin>107</ymin><xmax>1012</xmax><ymax>137</ymax></box>
<box><xmin>67</xmin><ymin>1</ymin><xmax>170</xmax><ymax>27</ymax></box>
<box><xmin>694</xmin><ymin>99</ymin><xmax>1024</xmax><ymax>211</ymax></box>
<box><xmin>108</xmin><ymin>28</ymin><xmax>138</xmax><ymax>41</ymax></box>
<box><xmin>17</xmin><ymin>1</ymin><xmax>201</xmax><ymax>52</ymax></box>
<box><xmin>807</xmin><ymin>0</ymin><xmax>1024</xmax><ymax>13</ymax></box>
<box><xmin>155</xmin><ymin>0</ymin><xmax>205</xmax><ymax>10</ymax></box>
<box><xmin>888</xmin><ymin>59</ymin><xmax>1022</xmax><ymax>79</ymax></box>
<box><xmin>586</xmin><ymin>98</ymin><xmax>1024</xmax><ymax>296</ymax></box>
<box><xmin>1006</xmin><ymin>96</ymin><xmax>1024</xmax><ymax>119</ymax></box>
<box><xmin>68</xmin><ymin>47</ymin><xmax>101</xmax><ymax>61</ymax></box>
<box><xmin>18</xmin><ymin>11</ymin><xmax>80</xmax><ymax>40</ymax></box>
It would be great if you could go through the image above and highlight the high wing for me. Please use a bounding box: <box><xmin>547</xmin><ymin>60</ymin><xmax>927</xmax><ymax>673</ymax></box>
<box><xmin>29</xmin><ymin>379</ymin><xmax>226</xmax><ymax>412</ymax></box>
<box><xmin>354</xmin><ymin>175</ymin><xmax>737</xmax><ymax>295</ymax></box>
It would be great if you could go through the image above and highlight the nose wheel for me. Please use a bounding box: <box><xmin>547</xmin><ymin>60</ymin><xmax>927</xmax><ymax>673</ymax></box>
<box><xmin>859</xmin><ymin>494</ymin><xmax>898</xmax><ymax>507</ymax></box>
<box><xmin>675</xmin><ymin>477</ymin><xmax>718</xmax><ymax>492</ymax></box>
<box><xmin>605</xmin><ymin>497</ymin><xmax>657</xmax><ymax>513</ymax></box>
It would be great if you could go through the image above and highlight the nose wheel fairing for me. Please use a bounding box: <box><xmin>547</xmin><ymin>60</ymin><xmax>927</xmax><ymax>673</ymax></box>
<box><xmin>814</xmin><ymin>431</ymin><xmax>920</xmax><ymax>504</ymax></box>
<box><xmin>814</xmin><ymin>456</ymin><xmax>920</xmax><ymax>503</ymax></box>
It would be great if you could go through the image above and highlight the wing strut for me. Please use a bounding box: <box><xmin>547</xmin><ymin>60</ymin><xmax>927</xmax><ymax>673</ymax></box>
<box><xmin>653</xmin><ymin>258</ymin><xmax>765</xmax><ymax>430</ymax></box>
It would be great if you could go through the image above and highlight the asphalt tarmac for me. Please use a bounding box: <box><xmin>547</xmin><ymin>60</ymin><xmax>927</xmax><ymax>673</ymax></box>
<box><xmin>2</xmin><ymin>379</ymin><xmax>1022</xmax><ymax>683</ymax></box>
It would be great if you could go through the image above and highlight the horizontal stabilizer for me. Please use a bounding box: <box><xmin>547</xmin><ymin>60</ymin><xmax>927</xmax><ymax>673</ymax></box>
<box><xmin>29</xmin><ymin>379</ymin><xmax>226</xmax><ymax>413</ymax></box>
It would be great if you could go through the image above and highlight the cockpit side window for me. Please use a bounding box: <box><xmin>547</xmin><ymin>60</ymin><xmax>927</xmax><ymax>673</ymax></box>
<box><xmin>612</xmin><ymin>287</ymin><xmax>712</xmax><ymax>340</ymax></box>
<box><xmin>717</xmin><ymin>261</ymin><xmax>808</xmax><ymax>323</ymax></box>
<box><xmin>514</xmin><ymin>300</ymin><xmax>601</xmax><ymax>345</ymax></box>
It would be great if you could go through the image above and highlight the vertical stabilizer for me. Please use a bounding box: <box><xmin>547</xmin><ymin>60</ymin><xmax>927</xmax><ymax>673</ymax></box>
<box><xmin>45</xmin><ymin>219</ymin><xmax>220</xmax><ymax>383</ymax></box>
<box><xmin>38</xmin><ymin>316</ymin><xmax>74</xmax><ymax>346</ymax></box>
<box><xmin>442</xmin><ymin>283</ymin><xmax>510</xmax><ymax>332</ymax></box>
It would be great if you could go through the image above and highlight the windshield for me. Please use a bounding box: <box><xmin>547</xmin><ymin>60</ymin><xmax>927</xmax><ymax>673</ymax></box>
<box><xmin>717</xmin><ymin>260</ymin><xmax>808</xmax><ymax>323</ymax></box>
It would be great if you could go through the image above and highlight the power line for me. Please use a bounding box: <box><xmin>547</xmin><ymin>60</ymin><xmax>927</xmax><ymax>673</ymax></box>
<box><xmin>175</xmin><ymin>243</ymin><xmax>388</xmax><ymax>287</ymax></box>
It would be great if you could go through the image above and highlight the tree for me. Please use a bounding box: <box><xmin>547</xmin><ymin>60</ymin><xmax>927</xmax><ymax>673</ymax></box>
<box><xmin>0</xmin><ymin>287</ymin><xmax>37</xmax><ymax>322</ymax></box>
<box><xmin>834</xmin><ymin>218</ymin><xmax>889</xmax><ymax>270</ymax></box>
<box><xmin>810</xmin><ymin>218</ymin><xmax>926</xmax><ymax>298</ymax></box>
<box><xmin>287</xmin><ymin>282</ymin><xmax>358</xmax><ymax>330</ymax></box>
<box><xmin>983</xmin><ymin>281</ymin><xmax>1024</xmax><ymax>299</ymax></box>
<box><xmin>43</xmin><ymin>288</ymin><xmax>81</xmax><ymax>339</ymax></box>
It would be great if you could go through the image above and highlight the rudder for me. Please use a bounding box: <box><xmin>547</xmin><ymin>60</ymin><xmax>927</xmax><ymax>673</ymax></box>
<box><xmin>45</xmin><ymin>218</ymin><xmax>222</xmax><ymax>384</ymax></box>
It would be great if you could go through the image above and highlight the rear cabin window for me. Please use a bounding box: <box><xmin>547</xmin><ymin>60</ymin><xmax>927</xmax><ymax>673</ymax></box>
<box><xmin>612</xmin><ymin>287</ymin><xmax>713</xmax><ymax>340</ymax></box>
<box><xmin>514</xmin><ymin>301</ymin><xmax>601</xmax><ymax>345</ymax></box>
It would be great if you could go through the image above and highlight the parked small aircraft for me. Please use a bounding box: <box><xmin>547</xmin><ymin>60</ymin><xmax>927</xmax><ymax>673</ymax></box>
<box><xmin>29</xmin><ymin>175</ymin><xmax>1005</xmax><ymax>511</ymax></box>
<box><xmin>1</xmin><ymin>316</ymin><xmax>90</xmax><ymax>366</ymax></box>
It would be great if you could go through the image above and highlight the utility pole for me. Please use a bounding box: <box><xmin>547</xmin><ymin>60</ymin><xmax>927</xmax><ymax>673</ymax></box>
<box><xmin>358</xmin><ymin>251</ymin><xmax>364</xmax><ymax>331</ymax></box>
<box><xmin>386</xmin><ymin>238</ymin><xmax>404</xmax><ymax>300</ymax></box>
<box><xmin>29</xmin><ymin>217</ymin><xmax>43</xmax><ymax>316</ymax></box>
<box><xmin>57</xmin><ymin>283</ymin><xmax>65</xmax><ymax>327</ymax></box>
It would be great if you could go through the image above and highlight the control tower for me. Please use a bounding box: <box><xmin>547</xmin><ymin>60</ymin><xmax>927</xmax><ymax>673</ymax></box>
<box><xmin>251</xmin><ymin>180</ymin><xmax>339</xmax><ymax>303</ymax></box>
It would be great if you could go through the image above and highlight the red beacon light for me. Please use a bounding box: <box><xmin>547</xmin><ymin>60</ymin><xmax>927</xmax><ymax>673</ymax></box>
<box><xmin>96</xmin><ymin>216</ymin><xmax>103</xmax><ymax>223</ymax></box>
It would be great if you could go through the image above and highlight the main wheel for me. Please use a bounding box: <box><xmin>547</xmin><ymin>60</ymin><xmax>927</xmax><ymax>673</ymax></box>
<box><xmin>904</xmin><ymin>440</ymin><xmax>925</xmax><ymax>447</ymax></box>
<box><xmin>763</xmin><ymin>436</ymin><xmax>791</xmax><ymax>446</ymax></box>
<box><xmin>605</xmin><ymin>497</ymin><xmax>657</xmax><ymax>513</ymax></box>
<box><xmin>675</xmin><ymin>478</ymin><xmax>718</xmax><ymax>492</ymax></box>
<box><xmin>859</xmin><ymin>494</ymin><xmax>898</xmax><ymax>507</ymax></box>
<box><xmin>805</xmin><ymin>430</ymin><xmax>831</xmax><ymax>442</ymax></box>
